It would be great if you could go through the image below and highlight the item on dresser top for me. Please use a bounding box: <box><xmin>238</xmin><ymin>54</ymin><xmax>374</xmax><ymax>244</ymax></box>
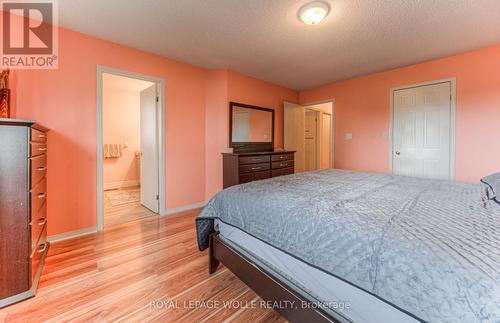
<box><xmin>0</xmin><ymin>119</ymin><xmax>49</xmax><ymax>308</ymax></box>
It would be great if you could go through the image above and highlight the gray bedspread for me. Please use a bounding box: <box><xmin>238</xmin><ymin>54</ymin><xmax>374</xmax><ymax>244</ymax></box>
<box><xmin>196</xmin><ymin>169</ymin><xmax>500</xmax><ymax>322</ymax></box>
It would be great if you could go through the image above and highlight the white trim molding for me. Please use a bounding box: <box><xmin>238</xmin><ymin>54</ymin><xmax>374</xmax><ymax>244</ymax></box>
<box><xmin>47</xmin><ymin>227</ymin><xmax>98</xmax><ymax>243</ymax></box>
<box><xmin>166</xmin><ymin>201</ymin><xmax>206</xmax><ymax>216</ymax></box>
<box><xmin>389</xmin><ymin>77</ymin><xmax>457</xmax><ymax>179</ymax></box>
<box><xmin>96</xmin><ymin>65</ymin><xmax>167</xmax><ymax>230</ymax></box>
<box><xmin>103</xmin><ymin>180</ymin><xmax>140</xmax><ymax>191</ymax></box>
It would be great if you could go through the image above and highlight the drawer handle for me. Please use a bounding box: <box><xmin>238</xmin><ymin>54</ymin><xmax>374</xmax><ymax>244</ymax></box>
<box><xmin>37</xmin><ymin>243</ymin><xmax>48</xmax><ymax>254</ymax></box>
<box><xmin>37</xmin><ymin>193</ymin><xmax>46</xmax><ymax>199</ymax></box>
<box><xmin>38</xmin><ymin>218</ymin><xmax>46</xmax><ymax>226</ymax></box>
<box><xmin>251</xmin><ymin>158</ymin><xmax>261</xmax><ymax>162</ymax></box>
<box><xmin>280</xmin><ymin>163</ymin><xmax>287</xmax><ymax>167</ymax></box>
<box><xmin>37</xmin><ymin>166</ymin><xmax>47</xmax><ymax>171</ymax></box>
<box><xmin>37</xmin><ymin>147</ymin><xmax>47</xmax><ymax>151</ymax></box>
<box><xmin>38</xmin><ymin>134</ymin><xmax>46</xmax><ymax>139</ymax></box>
<box><xmin>279</xmin><ymin>156</ymin><xmax>286</xmax><ymax>159</ymax></box>
<box><xmin>251</xmin><ymin>167</ymin><xmax>262</xmax><ymax>170</ymax></box>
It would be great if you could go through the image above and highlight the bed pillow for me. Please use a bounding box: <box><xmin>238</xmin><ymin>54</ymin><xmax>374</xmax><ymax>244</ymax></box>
<box><xmin>481</xmin><ymin>172</ymin><xmax>500</xmax><ymax>204</ymax></box>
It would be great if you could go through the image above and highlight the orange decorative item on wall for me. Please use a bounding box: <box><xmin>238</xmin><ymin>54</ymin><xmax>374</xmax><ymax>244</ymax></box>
<box><xmin>0</xmin><ymin>69</ymin><xmax>10</xmax><ymax>118</ymax></box>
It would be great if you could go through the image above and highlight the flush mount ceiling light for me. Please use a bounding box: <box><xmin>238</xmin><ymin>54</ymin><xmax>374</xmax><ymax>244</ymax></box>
<box><xmin>298</xmin><ymin>1</ymin><xmax>330</xmax><ymax>25</ymax></box>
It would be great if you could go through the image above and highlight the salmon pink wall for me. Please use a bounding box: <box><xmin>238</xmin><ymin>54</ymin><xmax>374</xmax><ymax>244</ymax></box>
<box><xmin>204</xmin><ymin>70</ymin><xmax>228</xmax><ymax>201</ymax></box>
<box><xmin>299</xmin><ymin>45</ymin><xmax>500</xmax><ymax>182</ymax></box>
<box><xmin>12</xmin><ymin>25</ymin><xmax>207</xmax><ymax>236</ymax></box>
<box><xmin>204</xmin><ymin>70</ymin><xmax>299</xmax><ymax>200</ymax></box>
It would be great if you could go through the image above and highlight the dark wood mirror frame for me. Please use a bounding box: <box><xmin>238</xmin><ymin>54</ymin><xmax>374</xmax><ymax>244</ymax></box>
<box><xmin>229</xmin><ymin>102</ymin><xmax>275</xmax><ymax>153</ymax></box>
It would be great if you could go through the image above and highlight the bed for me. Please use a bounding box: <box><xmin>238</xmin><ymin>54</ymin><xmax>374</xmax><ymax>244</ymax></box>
<box><xmin>196</xmin><ymin>169</ymin><xmax>500</xmax><ymax>322</ymax></box>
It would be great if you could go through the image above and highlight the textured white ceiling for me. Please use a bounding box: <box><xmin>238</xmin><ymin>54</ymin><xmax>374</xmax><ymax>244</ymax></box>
<box><xmin>59</xmin><ymin>0</ymin><xmax>500</xmax><ymax>90</ymax></box>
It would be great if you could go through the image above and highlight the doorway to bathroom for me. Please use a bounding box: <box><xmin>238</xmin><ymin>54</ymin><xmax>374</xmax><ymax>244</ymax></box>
<box><xmin>97</xmin><ymin>67</ymin><xmax>165</xmax><ymax>229</ymax></box>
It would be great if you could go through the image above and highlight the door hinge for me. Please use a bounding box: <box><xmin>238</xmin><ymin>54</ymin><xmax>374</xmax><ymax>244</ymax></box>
<box><xmin>156</xmin><ymin>194</ymin><xmax>159</xmax><ymax>200</ymax></box>
<box><xmin>156</xmin><ymin>96</ymin><xmax>159</xmax><ymax>102</ymax></box>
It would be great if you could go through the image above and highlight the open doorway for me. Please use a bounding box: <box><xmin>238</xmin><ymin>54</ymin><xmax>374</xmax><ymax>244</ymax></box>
<box><xmin>284</xmin><ymin>101</ymin><xmax>334</xmax><ymax>173</ymax></box>
<box><xmin>97</xmin><ymin>67</ymin><xmax>165</xmax><ymax>230</ymax></box>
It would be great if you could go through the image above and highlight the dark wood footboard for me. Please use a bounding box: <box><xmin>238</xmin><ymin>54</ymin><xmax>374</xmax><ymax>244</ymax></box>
<box><xmin>208</xmin><ymin>233</ymin><xmax>338</xmax><ymax>323</ymax></box>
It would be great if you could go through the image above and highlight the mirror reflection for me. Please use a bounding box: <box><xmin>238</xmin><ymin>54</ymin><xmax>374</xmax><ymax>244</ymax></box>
<box><xmin>232</xmin><ymin>106</ymin><xmax>273</xmax><ymax>143</ymax></box>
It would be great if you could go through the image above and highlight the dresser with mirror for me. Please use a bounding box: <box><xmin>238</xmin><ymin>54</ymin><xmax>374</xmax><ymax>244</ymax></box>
<box><xmin>222</xmin><ymin>102</ymin><xmax>295</xmax><ymax>188</ymax></box>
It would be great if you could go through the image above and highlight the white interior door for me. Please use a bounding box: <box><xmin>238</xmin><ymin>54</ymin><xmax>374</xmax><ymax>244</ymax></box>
<box><xmin>392</xmin><ymin>82</ymin><xmax>452</xmax><ymax>179</ymax></box>
<box><xmin>140</xmin><ymin>85</ymin><xmax>159</xmax><ymax>213</ymax></box>
<box><xmin>321</xmin><ymin>113</ymin><xmax>332</xmax><ymax>169</ymax></box>
<box><xmin>305</xmin><ymin>110</ymin><xmax>318</xmax><ymax>171</ymax></box>
<box><xmin>284</xmin><ymin>102</ymin><xmax>306</xmax><ymax>173</ymax></box>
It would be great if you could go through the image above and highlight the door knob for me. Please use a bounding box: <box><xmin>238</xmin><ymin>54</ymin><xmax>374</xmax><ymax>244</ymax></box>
<box><xmin>395</xmin><ymin>151</ymin><xmax>401</xmax><ymax>155</ymax></box>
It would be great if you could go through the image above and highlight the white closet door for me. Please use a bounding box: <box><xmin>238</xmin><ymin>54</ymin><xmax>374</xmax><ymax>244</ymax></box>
<box><xmin>392</xmin><ymin>82</ymin><xmax>451</xmax><ymax>179</ymax></box>
<box><xmin>140</xmin><ymin>85</ymin><xmax>159</xmax><ymax>213</ymax></box>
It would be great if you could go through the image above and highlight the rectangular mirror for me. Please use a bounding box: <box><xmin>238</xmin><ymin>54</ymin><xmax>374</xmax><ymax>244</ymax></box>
<box><xmin>230</xmin><ymin>102</ymin><xmax>274</xmax><ymax>152</ymax></box>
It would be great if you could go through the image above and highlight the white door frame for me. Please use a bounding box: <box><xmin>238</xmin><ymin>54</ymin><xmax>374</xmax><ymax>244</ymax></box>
<box><xmin>96</xmin><ymin>65</ymin><xmax>167</xmax><ymax>231</ymax></box>
<box><xmin>301</xmin><ymin>99</ymin><xmax>336</xmax><ymax>168</ymax></box>
<box><xmin>389</xmin><ymin>78</ymin><xmax>457</xmax><ymax>179</ymax></box>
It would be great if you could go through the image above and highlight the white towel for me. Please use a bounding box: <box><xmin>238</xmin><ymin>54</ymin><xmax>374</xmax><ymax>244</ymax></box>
<box><xmin>104</xmin><ymin>144</ymin><xmax>122</xmax><ymax>158</ymax></box>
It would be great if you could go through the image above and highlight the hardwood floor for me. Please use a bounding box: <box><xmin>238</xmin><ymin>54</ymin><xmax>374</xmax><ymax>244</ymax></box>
<box><xmin>0</xmin><ymin>209</ymin><xmax>285</xmax><ymax>322</ymax></box>
<box><xmin>104</xmin><ymin>187</ymin><xmax>156</xmax><ymax>228</ymax></box>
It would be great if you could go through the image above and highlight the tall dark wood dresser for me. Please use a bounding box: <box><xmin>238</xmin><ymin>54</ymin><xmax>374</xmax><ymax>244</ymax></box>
<box><xmin>0</xmin><ymin>119</ymin><xmax>49</xmax><ymax>308</ymax></box>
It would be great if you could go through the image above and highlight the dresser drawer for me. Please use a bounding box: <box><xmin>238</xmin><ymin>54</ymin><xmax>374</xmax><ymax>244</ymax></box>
<box><xmin>272</xmin><ymin>160</ymin><xmax>294</xmax><ymax>169</ymax></box>
<box><xmin>239</xmin><ymin>155</ymin><xmax>271</xmax><ymax>165</ymax></box>
<box><xmin>240</xmin><ymin>170</ymin><xmax>271</xmax><ymax>184</ymax></box>
<box><xmin>30</xmin><ymin>142</ymin><xmax>47</xmax><ymax>157</ymax></box>
<box><xmin>31</xmin><ymin>128</ymin><xmax>47</xmax><ymax>143</ymax></box>
<box><xmin>271</xmin><ymin>153</ymin><xmax>294</xmax><ymax>162</ymax></box>
<box><xmin>30</xmin><ymin>154</ymin><xmax>47</xmax><ymax>188</ymax></box>
<box><xmin>31</xmin><ymin>201</ymin><xmax>47</xmax><ymax>252</ymax></box>
<box><xmin>271</xmin><ymin>167</ymin><xmax>294</xmax><ymax>177</ymax></box>
<box><xmin>30</xmin><ymin>178</ymin><xmax>47</xmax><ymax>214</ymax></box>
<box><xmin>239</xmin><ymin>162</ymin><xmax>270</xmax><ymax>174</ymax></box>
<box><xmin>31</xmin><ymin>224</ymin><xmax>48</xmax><ymax>282</ymax></box>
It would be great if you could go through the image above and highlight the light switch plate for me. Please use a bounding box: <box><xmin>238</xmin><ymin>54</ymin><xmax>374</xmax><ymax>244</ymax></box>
<box><xmin>345</xmin><ymin>133</ymin><xmax>353</xmax><ymax>140</ymax></box>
